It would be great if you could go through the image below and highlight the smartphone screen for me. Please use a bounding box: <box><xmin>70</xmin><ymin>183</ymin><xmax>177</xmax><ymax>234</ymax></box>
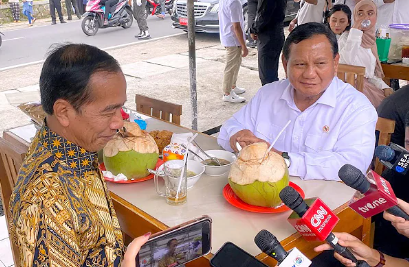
<box><xmin>210</xmin><ymin>242</ymin><xmax>269</xmax><ymax>267</ymax></box>
<box><xmin>137</xmin><ymin>219</ymin><xmax>211</xmax><ymax>267</ymax></box>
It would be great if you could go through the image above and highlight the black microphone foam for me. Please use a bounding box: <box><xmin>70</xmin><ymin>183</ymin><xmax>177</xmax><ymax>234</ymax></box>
<box><xmin>279</xmin><ymin>186</ymin><xmax>308</xmax><ymax>217</ymax></box>
<box><xmin>375</xmin><ymin>146</ymin><xmax>395</xmax><ymax>162</ymax></box>
<box><xmin>254</xmin><ymin>230</ymin><xmax>288</xmax><ymax>263</ymax></box>
<box><xmin>338</xmin><ymin>164</ymin><xmax>370</xmax><ymax>194</ymax></box>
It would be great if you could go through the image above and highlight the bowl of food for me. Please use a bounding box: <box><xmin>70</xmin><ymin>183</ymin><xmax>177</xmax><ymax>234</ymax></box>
<box><xmin>155</xmin><ymin>160</ymin><xmax>205</xmax><ymax>189</ymax></box>
<box><xmin>195</xmin><ymin>150</ymin><xmax>236</xmax><ymax>176</ymax></box>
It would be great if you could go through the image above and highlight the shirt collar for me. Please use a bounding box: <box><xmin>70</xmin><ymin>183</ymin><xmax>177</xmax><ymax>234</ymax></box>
<box><xmin>38</xmin><ymin>124</ymin><xmax>99</xmax><ymax>177</ymax></box>
<box><xmin>280</xmin><ymin>78</ymin><xmax>337</xmax><ymax>109</ymax></box>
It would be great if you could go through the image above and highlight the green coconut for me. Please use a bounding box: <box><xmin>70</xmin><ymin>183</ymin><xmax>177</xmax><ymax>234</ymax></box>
<box><xmin>228</xmin><ymin>142</ymin><xmax>289</xmax><ymax>207</ymax></box>
<box><xmin>103</xmin><ymin>121</ymin><xmax>159</xmax><ymax>179</ymax></box>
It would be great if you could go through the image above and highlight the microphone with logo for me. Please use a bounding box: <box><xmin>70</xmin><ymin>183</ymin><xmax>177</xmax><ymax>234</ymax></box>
<box><xmin>254</xmin><ymin>229</ymin><xmax>311</xmax><ymax>267</ymax></box>
<box><xmin>375</xmin><ymin>144</ymin><xmax>409</xmax><ymax>175</ymax></box>
<box><xmin>279</xmin><ymin>186</ymin><xmax>370</xmax><ymax>267</ymax></box>
<box><xmin>338</xmin><ymin>164</ymin><xmax>409</xmax><ymax>220</ymax></box>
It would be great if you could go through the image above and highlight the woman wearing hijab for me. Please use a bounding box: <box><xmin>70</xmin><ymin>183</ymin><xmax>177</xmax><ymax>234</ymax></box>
<box><xmin>338</xmin><ymin>0</ymin><xmax>394</xmax><ymax>108</ymax></box>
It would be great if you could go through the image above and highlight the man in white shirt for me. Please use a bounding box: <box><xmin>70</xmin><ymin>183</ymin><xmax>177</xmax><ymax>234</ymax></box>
<box><xmin>289</xmin><ymin>0</ymin><xmax>330</xmax><ymax>31</ymax></box>
<box><xmin>219</xmin><ymin>0</ymin><xmax>248</xmax><ymax>103</ymax></box>
<box><xmin>374</xmin><ymin>0</ymin><xmax>409</xmax><ymax>29</ymax></box>
<box><xmin>217</xmin><ymin>22</ymin><xmax>378</xmax><ymax>181</ymax></box>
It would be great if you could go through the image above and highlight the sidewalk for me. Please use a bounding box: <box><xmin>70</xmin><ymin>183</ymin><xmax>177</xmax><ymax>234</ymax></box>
<box><xmin>0</xmin><ymin>16</ymin><xmax>80</xmax><ymax>31</ymax></box>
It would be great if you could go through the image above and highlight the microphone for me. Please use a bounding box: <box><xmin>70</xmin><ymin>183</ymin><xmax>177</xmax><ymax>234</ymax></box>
<box><xmin>338</xmin><ymin>164</ymin><xmax>409</xmax><ymax>220</ymax></box>
<box><xmin>375</xmin><ymin>144</ymin><xmax>409</xmax><ymax>175</ymax></box>
<box><xmin>279</xmin><ymin>187</ymin><xmax>360</xmax><ymax>264</ymax></box>
<box><xmin>254</xmin><ymin>229</ymin><xmax>311</xmax><ymax>267</ymax></box>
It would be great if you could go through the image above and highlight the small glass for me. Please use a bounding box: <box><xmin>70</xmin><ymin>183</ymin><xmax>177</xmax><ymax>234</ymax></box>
<box><xmin>361</xmin><ymin>19</ymin><xmax>371</xmax><ymax>29</ymax></box>
<box><xmin>154</xmin><ymin>160</ymin><xmax>188</xmax><ymax>205</ymax></box>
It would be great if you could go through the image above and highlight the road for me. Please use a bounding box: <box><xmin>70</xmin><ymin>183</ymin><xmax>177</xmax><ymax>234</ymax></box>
<box><xmin>0</xmin><ymin>15</ymin><xmax>184</xmax><ymax>70</ymax></box>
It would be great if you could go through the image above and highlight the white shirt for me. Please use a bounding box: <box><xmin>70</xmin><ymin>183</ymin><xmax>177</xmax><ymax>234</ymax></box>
<box><xmin>338</xmin><ymin>29</ymin><xmax>389</xmax><ymax>90</ymax></box>
<box><xmin>217</xmin><ymin>78</ymin><xmax>378</xmax><ymax>181</ymax></box>
<box><xmin>297</xmin><ymin>0</ymin><xmax>327</xmax><ymax>25</ymax></box>
<box><xmin>374</xmin><ymin>0</ymin><xmax>409</xmax><ymax>29</ymax></box>
<box><xmin>334</xmin><ymin>0</ymin><xmax>355</xmax><ymax>23</ymax></box>
<box><xmin>219</xmin><ymin>0</ymin><xmax>245</xmax><ymax>47</ymax></box>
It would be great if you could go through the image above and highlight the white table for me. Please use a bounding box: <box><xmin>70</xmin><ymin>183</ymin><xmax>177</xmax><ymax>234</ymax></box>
<box><xmin>3</xmin><ymin>116</ymin><xmax>371</xmax><ymax>267</ymax></box>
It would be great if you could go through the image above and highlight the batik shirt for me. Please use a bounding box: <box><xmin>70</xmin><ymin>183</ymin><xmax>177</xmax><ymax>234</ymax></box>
<box><xmin>9</xmin><ymin>125</ymin><xmax>124</xmax><ymax>267</ymax></box>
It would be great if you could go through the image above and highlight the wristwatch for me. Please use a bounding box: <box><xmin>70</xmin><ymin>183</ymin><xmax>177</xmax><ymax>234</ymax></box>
<box><xmin>374</xmin><ymin>251</ymin><xmax>386</xmax><ymax>267</ymax></box>
<box><xmin>282</xmin><ymin>152</ymin><xmax>291</xmax><ymax>168</ymax></box>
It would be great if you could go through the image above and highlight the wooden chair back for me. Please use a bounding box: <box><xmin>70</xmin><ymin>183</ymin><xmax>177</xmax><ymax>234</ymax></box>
<box><xmin>0</xmin><ymin>137</ymin><xmax>26</xmax><ymax>267</ymax></box>
<box><xmin>135</xmin><ymin>94</ymin><xmax>182</xmax><ymax>125</ymax></box>
<box><xmin>375</xmin><ymin>117</ymin><xmax>396</xmax><ymax>175</ymax></box>
<box><xmin>337</xmin><ymin>64</ymin><xmax>365</xmax><ymax>92</ymax></box>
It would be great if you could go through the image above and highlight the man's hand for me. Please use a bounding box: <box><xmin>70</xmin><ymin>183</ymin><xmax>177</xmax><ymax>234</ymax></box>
<box><xmin>242</xmin><ymin>46</ymin><xmax>248</xmax><ymax>57</ymax></box>
<box><xmin>314</xmin><ymin>233</ymin><xmax>380</xmax><ymax>266</ymax></box>
<box><xmin>289</xmin><ymin>18</ymin><xmax>297</xmax><ymax>32</ymax></box>
<box><xmin>229</xmin><ymin>130</ymin><xmax>268</xmax><ymax>152</ymax></box>
<box><xmin>250</xmin><ymin>33</ymin><xmax>257</xmax><ymax>41</ymax></box>
<box><xmin>383</xmin><ymin>198</ymin><xmax>409</xmax><ymax>238</ymax></box>
<box><xmin>384</xmin><ymin>88</ymin><xmax>394</xmax><ymax>97</ymax></box>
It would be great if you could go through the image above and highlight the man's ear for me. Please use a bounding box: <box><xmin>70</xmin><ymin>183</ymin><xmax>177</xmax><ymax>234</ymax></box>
<box><xmin>282</xmin><ymin>54</ymin><xmax>288</xmax><ymax>78</ymax></box>
<box><xmin>53</xmin><ymin>99</ymin><xmax>73</xmax><ymax>127</ymax></box>
<box><xmin>333</xmin><ymin>53</ymin><xmax>340</xmax><ymax>75</ymax></box>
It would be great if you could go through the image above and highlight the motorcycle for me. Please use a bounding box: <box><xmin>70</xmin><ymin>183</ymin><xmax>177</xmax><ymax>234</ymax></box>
<box><xmin>82</xmin><ymin>0</ymin><xmax>133</xmax><ymax>36</ymax></box>
<box><xmin>144</xmin><ymin>0</ymin><xmax>174</xmax><ymax>19</ymax></box>
<box><xmin>0</xmin><ymin>32</ymin><xmax>3</xmax><ymax>48</ymax></box>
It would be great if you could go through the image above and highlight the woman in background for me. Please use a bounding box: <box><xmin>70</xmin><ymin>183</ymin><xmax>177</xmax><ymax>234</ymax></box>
<box><xmin>338</xmin><ymin>0</ymin><xmax>394</xmax><ymax>108</ymax></box>
<box><xmin>326</xmin><ymin>4</ymin><xmax>351</xmax><ymax>39</ymax></box>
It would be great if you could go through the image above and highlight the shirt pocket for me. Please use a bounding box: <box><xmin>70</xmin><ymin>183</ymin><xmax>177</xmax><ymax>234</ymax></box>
<box><xmin>255</xmin><ymin>122</ymin><xmax>286</xmax><ymax>146</ymax></box>
<box><xmin>304</xmin><ymin>133</ymin><xmax>337</xmax><ymax>153</ymax></box>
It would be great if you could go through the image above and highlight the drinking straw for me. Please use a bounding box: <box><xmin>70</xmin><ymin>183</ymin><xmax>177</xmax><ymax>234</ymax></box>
<box><xmin>261</xmin><ymin>120</ymin><xmax>291</xmax><ymax>163</ymax></box>
<box><xmin>176</xmin><ymin>133</ymin><xmax>198</xmax><ymax>199</ymax></box>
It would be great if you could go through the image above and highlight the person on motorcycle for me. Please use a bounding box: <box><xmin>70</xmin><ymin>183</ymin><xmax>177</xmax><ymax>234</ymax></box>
<box><xmin>101</xmin><ymin>0</ymin><xmax>119</xmax><ymax>25</ymax></box>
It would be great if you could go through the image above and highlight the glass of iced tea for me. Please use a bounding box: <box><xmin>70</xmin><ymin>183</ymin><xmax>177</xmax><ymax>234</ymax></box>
<box><xmin>154</xmin><ymin>160</ymin><xmax>187</xmax><ymax>205</ymax></box>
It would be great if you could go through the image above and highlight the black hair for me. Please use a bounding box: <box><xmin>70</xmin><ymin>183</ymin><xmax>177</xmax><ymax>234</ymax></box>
<box><xmin>325</xmin><ymin>4</ymin><xmax>352</xmax><ymax>32</ymax></box>
<box><xmin>40</xmin><ymin>43</ymin><xmax>122</xmax><ymax>115</ymax></box>
<box><xmin>167</xmin><ymin>238</ymin><xmax>178</xmax><ymax>247</ymax></box>
<box><xmin>405</xmin><ymin>110</ymin><xmax>409</xmax><ymax>128</ymax></box>
<box><xmin>283</xmin><ymin>22</ymin><xmax>339</xmax><ymax>61</ymax></box>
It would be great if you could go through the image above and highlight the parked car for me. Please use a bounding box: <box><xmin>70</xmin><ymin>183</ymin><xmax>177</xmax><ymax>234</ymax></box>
<box><xmin>171</xmin><ymin>0</ymin><xmax>299</xmax><ymax>34</ymax></box>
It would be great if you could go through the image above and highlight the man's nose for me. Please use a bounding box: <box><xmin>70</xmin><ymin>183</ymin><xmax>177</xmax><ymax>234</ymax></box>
<box><xmin>303</xmin><ymin>65</ymin><xmax>317</xmax><ymax>78</ymax></box>
<box><xmin>111</xmin><ymin>109</ymin><xmax>124</xmax><ymax>130</ymax></box>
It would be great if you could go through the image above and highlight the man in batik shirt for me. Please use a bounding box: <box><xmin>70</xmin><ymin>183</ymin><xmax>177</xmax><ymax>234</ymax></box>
<box><xmin>9</xmin><ymin>44</ymin><xmax>149</xmax><ymax>267</ymax></box>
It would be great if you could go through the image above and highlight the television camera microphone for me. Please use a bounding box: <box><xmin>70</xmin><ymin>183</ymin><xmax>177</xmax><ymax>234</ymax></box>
<box><xmin>254</xmin><ymin>229</ymin><xmax>311</xmax><ymax>267</ymax></box>
<box><xmin>338</xmin><ymin>164</ymin><xmax>409</xmax><ymax>220</ymax></box>
<box><xmin>375</xmin><ymin>144</ymin><xmax>409</xmax><ymax>175</ymax></box>
<box><xmin>279</xmin><ymin>186</ymin><xmax>370</xmax><ymax>267</ymax></box>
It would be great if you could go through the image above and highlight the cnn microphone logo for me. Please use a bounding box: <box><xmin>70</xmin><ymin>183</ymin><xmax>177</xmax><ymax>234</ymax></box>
<box><xmin>310</xmin><ymin>206</ymin><xmax>328</xmax><ymax>227</ymax></box>
<box><xmin>358</xmin><ymin>198</ymin><xmax>387</xmax><ymax>213</ymax></box>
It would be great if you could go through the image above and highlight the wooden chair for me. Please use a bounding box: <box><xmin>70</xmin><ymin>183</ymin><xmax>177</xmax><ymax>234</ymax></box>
<box><xmin>0</xmin><ymin>137</ymin><xmax>27</xmax><ymax>267</ymax></box>
<box><xmin>337</xmin><ymin>64</ymin><xmax>365</xmax><ymax>92</ymax></box>
<box><xmin>135</xmin><ymin>94</ymin><xmax>182</xmax><ymax>125</ymax></box>
<box><xmin>374</xmin><ymin>117</ymin><xmax>396</xmax><ymax>175</ymax></box>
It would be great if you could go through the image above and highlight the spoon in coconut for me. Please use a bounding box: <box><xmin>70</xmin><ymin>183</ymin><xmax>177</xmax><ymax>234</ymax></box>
<box><xmin>260</xmin><ymin>120</ymin><xmax>291</xmax><ymax>164</ymax></box>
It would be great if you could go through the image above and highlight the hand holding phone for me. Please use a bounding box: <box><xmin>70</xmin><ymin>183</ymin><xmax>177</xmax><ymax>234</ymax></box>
<box><xmin>136</xmin><ymin>216</ymin><xmax>212</xmax><ymax>267</ymax></box>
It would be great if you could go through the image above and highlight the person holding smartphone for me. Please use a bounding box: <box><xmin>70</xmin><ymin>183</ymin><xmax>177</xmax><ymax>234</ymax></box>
<box><xmin>123</xmin><ymin>233</ymin><xmax>151</xmax><ymax>267</ymax></box>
